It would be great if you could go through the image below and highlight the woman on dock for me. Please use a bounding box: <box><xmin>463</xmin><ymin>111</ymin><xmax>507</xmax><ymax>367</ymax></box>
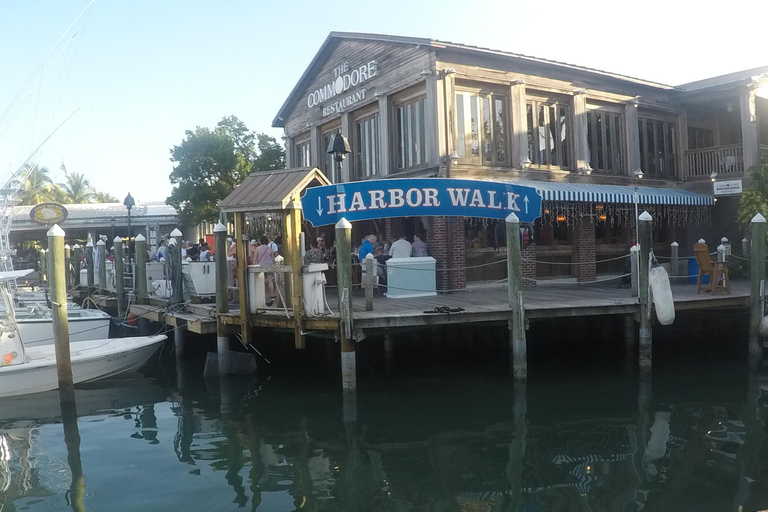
<box><xmin>255</xmin><ymin>235</ymin><xmax>277</xmax><ymax>305</ymax></box>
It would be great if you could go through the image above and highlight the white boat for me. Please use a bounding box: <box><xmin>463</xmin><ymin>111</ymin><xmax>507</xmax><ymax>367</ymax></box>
<box><xmin>0</xmin><ymin>270</ymin><xmax>166</xmax><ymax>398</ymax></box>
<box><xmin>15</xmin><ymin>307</ymin><xmax>111</xmax><ymax>347</ymax></box>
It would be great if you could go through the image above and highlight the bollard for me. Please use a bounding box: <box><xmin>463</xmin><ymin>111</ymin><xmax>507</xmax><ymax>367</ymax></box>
<box><xmin>72</xmin><ymin>244</ymin><xmax>81</xmax><ymax>287</ymax></box>
<box><xmin>335</xmin><ymin>218</ymin><xmax>355</xmax><ymax>391</ymax></box>
<box><xmin>630</xmin><ymin>245</ymin><xmax>639</xmax><ymax>297</ymax></box>
<box><xmin>743</xmin><ymin>237</ymin><xmax>750</xmax><ymax>259</ymax></box>
<box><xmin>274</xmin><ymin>255</ymin><xmax>286</xmax><ymax>308</ymax></box>
<box><xmin>638</xmin><ymin>211</ymin><xmax>653</xmax><ymax>376</ymax></box>
<box><xmin>717</xmin><ymin>244</ymin><xmax>725</xmax><ymax>263</ymax></box>
<box><xmin>168</xmin><ymin>237</ymin><xmax>183</xmax><ymax>305</ymax></box>
<box><xmin>749</xmin><ymin>213</ymin><xmax>766</xmax><ymax>355</ymax></box>
<box><xmin>134</xmin><ymin>234</ymin><xmax>148</xmax><ymax>304</ymax></box>
<box><xmin>364</xmin><ymin>253</ymin><xmax>374</xmax><ymax>311</ymax></box>
<box><xmin>48</xmin><ymin>225</ymin><xmax>74</xmax><ymax>404</ymax></box>
<box><xmin>670</xmin><ymin>241</ymin><xmax>679</xmax><ymax>277</ymax></box>
<box><xmin>85</xmin><ymin>240</ymin><xmax>95</xmax><ymax>289</ymax></box>
<box><xmin>506</xmin><ymin>212</ymin><xmax>527</xmax><ymax>380</ymax></box>
<box><xmin>64</xmin><ymin>244</ymin><xmax>71</xmax><ymax>290</ymax></box>
<box><xmin>97</xmin><ymin>239</ymin><xmax>107</xmax><ymax>294</ymax></box>
<box><xmin>114</xmin><ymin>237</ymin><xmax>126</xmax><ymax>317</ymax></box>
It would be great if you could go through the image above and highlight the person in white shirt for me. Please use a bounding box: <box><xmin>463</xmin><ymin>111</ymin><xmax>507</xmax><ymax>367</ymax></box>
<box><xmin>199</xmin><ymin>243</ymin><xmax>211</xmax><ymax>261</ymax></box>
<box><xmin>388</xmin><ymin>235</ymin><xmax>412</xmax><ymax>259</ymax></box>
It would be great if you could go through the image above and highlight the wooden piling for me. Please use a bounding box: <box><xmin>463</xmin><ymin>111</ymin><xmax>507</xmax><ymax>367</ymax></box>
<box><xmin>96</xmin><ymin>239</ymin><xmax>107</xmax><ymax>294</ymax></box>
<box><xmin>113</xmin><ymin>237</ymin><xmax>126</xmax><ymax>317</ymax></box>
<box><xmin>85</xmin><ymin>241</ymin><xmax>94</xmax><ymax>288</ymax></box>
<box><xmin>64</xmin><ymin>244</ymin><xmax>72</xmax><ymax>290</ymax></box>
<box><xmin>749</xmin><ymin>213</ymin><xmax>766</xmax><ymax>355</ymax></box>
<box><xmin>214</xmin><ymin>222</ymin><xmax>230</xmax><ymax>374</ymax></box>
<box><xmin>72</xmin><ymin>244</ymin><xmax>81</xmax><ymax>287</ymax></box>
<box><xmin>506</xmin><ymin>212</ymin><xmax>527</xmax><ymax>380</ymax></box>
<box><xmin>638</xmin><ymin>211</ymin><xmax>653</xmax><ymax>375</ymax></box>
<box><xmin>134</xmin><ymin>234</ymin><xmax>148</xmax><ymax>304</ymax></box>
<box><xmin>670</xmin><ymin>241</ymin><xmax>679</xmax><ymax>276</ymax></box>
<box><xmin>630</xmin><ymin>245</ymin><xmax>638</xmax><ymax>297</ymax></box>
<box><xmin>336</xmin><ymin>218</ymin><xmax>355</xmax><ymax>390</ymax></box>
<box><xmin>285</xmin><ymin>206</ymin><xmax>305</xmax><ymax>349</ymax></box>
<box><xmin>48</xmin><ymin>224</ymin><xmax>74</xmax><ymax>403</ymax></box>
<box><xmin>233</xmin><ymin>213</ymin><xmax>250</xmax><ymax>346</ymax></box>
<box><xmin>364</xmin><ymin>253</ymin><xmax>374</xmax><ymax>311</ymax></box>
<box><xmin>168</xmin><ymin>237</ymin><xmax>183</xmax><ymax>305</ymax></box>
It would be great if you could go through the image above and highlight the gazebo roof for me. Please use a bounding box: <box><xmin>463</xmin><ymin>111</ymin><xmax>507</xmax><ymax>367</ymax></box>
<box><xmin>219</xmin><ymin>167</ymin><xmax>331</xmax><ymax>213</ymax></box>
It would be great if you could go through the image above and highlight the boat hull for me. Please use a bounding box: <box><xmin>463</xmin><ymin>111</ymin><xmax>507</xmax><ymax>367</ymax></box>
<box><xmin>0</xmin><ymin>335</ymin><xmax>166</xmax><ymax>398</ymax></box>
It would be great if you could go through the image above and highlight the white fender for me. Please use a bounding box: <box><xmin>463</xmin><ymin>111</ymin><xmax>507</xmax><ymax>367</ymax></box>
<box><xmin>650</xmin><ymin>265</ymin><xmax>675</xmax><ymax>325</ymax></box>
<box><xmin>759</xmin><ymin>315</ymin><xmax>768</xmax><ymax>337</ymax></box>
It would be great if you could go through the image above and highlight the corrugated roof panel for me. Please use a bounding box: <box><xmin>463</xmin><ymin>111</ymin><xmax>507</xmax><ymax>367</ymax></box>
<box><xmin>219</xmin><ymin>168</ymin><xmax>331</xmax><ymax>213</ymax></box>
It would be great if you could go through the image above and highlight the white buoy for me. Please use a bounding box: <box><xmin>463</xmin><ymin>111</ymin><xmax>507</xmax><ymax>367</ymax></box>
<box><xmin>650</xmin><ymin>264</ymin><xmax>675</xmax><ymax>325</ymax></box>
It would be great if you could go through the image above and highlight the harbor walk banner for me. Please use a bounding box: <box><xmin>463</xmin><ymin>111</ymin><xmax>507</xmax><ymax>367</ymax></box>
<box><xmin>301</xmin><ymin>179</ymin><xmax>542</xmax><ymax>226</ymax></box>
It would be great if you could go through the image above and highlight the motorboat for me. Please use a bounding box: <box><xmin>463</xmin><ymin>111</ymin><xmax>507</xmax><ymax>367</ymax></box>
<box><xmin>0</xmin><ymin>270</ymin><xmax>166</xmax><ymax>398</ymax></box>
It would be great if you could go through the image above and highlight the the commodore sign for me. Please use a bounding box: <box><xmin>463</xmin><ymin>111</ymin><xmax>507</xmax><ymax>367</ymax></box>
<box><xmin>306</xmin><ymin>60</ymin><xmax>378</xmax><ymax>117</ymax></box>
<box><xmin>301</xmin><ymin>179</ymin><xmax>542</xmax><ymax>226</ymax></box>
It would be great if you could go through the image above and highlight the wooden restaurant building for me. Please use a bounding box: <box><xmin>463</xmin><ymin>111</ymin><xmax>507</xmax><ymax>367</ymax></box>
<box><xmin>271</xmin><ymin>32</ymin><xmax>768</xmax><ymax>288</ymax></box>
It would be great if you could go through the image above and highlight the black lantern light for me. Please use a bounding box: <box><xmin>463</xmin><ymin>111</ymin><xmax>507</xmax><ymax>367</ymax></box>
<box><xmin>326</xmin><ymin>129</ymin><xmax>350</xmax><ymax>182</ymax></box>
<box><xmin>123</xmin><ymin>193</ymin><xmax>135</xmax><ymax>268</ymax></box>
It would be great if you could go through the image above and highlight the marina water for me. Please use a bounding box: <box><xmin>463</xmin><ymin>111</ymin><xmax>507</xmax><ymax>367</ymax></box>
<box><xmin>1</xmin><ymin>313</ymin><xmax>764</xmax><ymax>512</ymax></box>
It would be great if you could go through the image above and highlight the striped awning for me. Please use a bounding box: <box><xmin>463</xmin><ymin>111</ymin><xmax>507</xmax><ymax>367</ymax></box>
<box><xmin>498</xmin><ymin>180</ymin><xmax>714</xmax><ymax>206</ymax></box>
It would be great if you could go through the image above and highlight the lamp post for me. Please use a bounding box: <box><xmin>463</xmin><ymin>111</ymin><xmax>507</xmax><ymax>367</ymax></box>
<box><xmin>633</xmin><ymin>169</ymin><xmax>644</xmax><ymax>244</ymax></box>
<box><xmin>110</xmin><ymin>217</ymin><xmax>115</xmax><ymax>243</ymax></box>
<box><xmin>123</xmin><ymin>193</ymin><xmax>135</xmax><ymax>269</ymax></box>
<box><xmin>327</xmin><ymin>129</ymin><xmax>351</xmax><ymax>184</ymax></box>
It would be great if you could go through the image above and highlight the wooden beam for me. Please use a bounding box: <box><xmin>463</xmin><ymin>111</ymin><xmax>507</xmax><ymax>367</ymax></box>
<box><xmin>287</xmin><ymin>205</ymin><xmax>305</xmax><ymax>349</ymax></box>
<box><xmin>509</xmin><ymin>81</ymin><xmax>528</xmax><ymax>169</ymax></box>
<box><xmin>234</xmin><ymin>212</ymin><xmax>250</xmax><ymax>345</ymax></box>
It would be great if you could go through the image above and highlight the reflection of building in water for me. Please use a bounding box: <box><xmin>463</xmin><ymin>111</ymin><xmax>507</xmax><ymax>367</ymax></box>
<box><xmin>0</xmin><ymin>428</ymin><xmax>57</xmax><ymax>505</ymax></box>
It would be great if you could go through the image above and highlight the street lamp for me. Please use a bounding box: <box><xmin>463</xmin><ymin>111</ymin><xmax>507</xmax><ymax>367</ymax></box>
<box><xmin>633</xmin><ymin>169</ymin><xmax>643</xmax><ymax>244</ymax></box>
<box><xmin>327</xmin><ymin>129</ymin><xmax>351</xmax><ymax>183</ymax></box>
<box><xmin>123</xmin><ymin>193</ymin><xmax>135</xmax><ymax>268</ymax></box>
<box><xmin>110</xmin><ymin>217</ymin><xmax>115</xmax><ymax>243</ymax></box>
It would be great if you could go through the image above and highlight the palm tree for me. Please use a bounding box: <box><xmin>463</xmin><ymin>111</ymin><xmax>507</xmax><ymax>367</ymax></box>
<box><xmin>59</xmin><ymin>171</ymin><xmax>94</xmax><ymax>204</ymax></box>
<box><xmin>18</xmin><ymin>164</ymin><xmax>59</xmax><ymax>205</ymax></box>
<box><xmin>92</xmin><ymin>191</ymin><xmax>118</xmax><ymax>203</ymax></box>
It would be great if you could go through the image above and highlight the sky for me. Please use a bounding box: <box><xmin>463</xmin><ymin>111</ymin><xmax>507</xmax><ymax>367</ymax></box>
<box><xmin>1</xmin><ymin>0</ymin><xmax>767</xmax><ymax>205</ymax></box>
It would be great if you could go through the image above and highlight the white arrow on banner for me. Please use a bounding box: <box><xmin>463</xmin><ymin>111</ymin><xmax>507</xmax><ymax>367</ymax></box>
<box><xmin>523</xmin><ymin>195</ymin><xmax>529</xmax><ymax>215</ymax></box>
<box><xmin>316</xmin><ymin>197</ymin><xmax>324</xmax><ymax>217</ymax></box>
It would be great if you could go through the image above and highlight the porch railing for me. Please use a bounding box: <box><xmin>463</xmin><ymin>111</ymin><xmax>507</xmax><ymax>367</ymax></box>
<box><xmin>685</xmin><ymin>144</ymin><xmax>744</xmax><ymax>179</ymax></box>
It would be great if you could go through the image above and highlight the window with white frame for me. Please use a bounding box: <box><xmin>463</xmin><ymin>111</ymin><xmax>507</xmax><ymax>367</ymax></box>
<box><xmin>294</xmin><ymin>140</ymin><xmax>310</xmax><ymax>168</ymax></box>
<box><xmin>393</xmin><ymin>95</ymin><xmax>426</xmax><ymax>172</ymax></box>
<box><xmin>353</xmin><ymin>112</ymin><xmax>380</xmax><ymax>180</ymax></box>
<box><xmin>526</xmin><ymin>99</ymin><xmax>570</xmax><ymax>169</ymax></box>
<box><xmin>455</xmin><ymin>91</ymin><xmax>507</xmax><ymax>166</ymax></box>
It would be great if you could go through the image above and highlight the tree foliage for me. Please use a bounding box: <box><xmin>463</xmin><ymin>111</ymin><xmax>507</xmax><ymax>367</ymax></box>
<box><xmin>166</xmin><ymin>115</ymin><xmax>285</xmax><ymax>225</ymax></box>
<box><xmin>18</xmin><ymin>164</ymin><xmax>121</xmax><ymax>205</ymax></box>
<box><xmin>58</xmin><ymin>171</ymin><xmax>94</xmax><ymax>204</ymax></box>
<box><xmin>18</xmin><ymin>164</ymin><xmax>57</xmax><ymax>205</ymax></box>
<box><xmin>737</xmin><ymin>158</ymin><xmax>768</xmax><ymax>233</ymax></box>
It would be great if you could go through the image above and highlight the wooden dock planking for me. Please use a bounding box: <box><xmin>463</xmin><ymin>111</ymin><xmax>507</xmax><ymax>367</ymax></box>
<box><xmin>129</xmin><ymin>304</ymin><xmax>166</xmax><ymax>323</ymax></box>
<box><xmin>166</xmin><ymin>311</ymin><xmax>217</xmax><ymax>335</ymax></box>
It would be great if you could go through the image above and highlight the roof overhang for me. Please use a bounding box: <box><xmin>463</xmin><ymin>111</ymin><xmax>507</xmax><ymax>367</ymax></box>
<box><xmin>219</xmin><ymin>167</ymin><xmax>332</xmax><ymax>214</ymax></box>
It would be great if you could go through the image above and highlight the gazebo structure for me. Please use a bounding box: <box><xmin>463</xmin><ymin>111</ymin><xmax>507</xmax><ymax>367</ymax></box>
<box><xmin>217</xmin><ymin>167</ymin><xmax>332</xmax><ymax>348</ymax></box>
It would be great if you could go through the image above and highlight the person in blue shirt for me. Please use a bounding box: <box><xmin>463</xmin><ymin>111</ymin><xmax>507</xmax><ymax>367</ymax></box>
<box><xmin>156</xmin><ymin>240</ymin><xmax>167</xmax><ymax>260</ymax></box>
<box><xmin>358</xmin><ymin>234</ymin><xmax>375</xmax><ymax>261</ymax></box>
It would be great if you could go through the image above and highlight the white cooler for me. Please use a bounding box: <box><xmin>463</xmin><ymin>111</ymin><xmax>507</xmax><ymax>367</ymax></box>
<box><xmin>385</xmin><ymin>257</ymin><xmax>437</xmax><ymax>299</ymax></box>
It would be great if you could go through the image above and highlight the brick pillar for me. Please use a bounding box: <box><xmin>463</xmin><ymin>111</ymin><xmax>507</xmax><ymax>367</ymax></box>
<box><xmin>576</xmin><ymin>216</ymin><xmax>596</xmax><ymax>282</ymax></box>
<box><xmin>428</xmin><ymin>217</ymin><xmax>449</xmax><ymax>291</ymax></box>
<box><xmin>384</xmin><ymin>218</ymin><xmax>393</xmax><ymax>243</ymax></box>
<box><xmin>450</xmin><ymin>218</ymin><xmax>466</xmax><ymax>291</ymax></box>
<box><xmin>521</xmin><ymin>243</ymin><xmax>537</xmax><ymax>286</ymax></box>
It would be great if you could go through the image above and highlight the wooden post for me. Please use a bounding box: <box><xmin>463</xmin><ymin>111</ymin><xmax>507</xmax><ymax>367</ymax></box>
<box><xmin>234</xmin><ymin>212</ymin><xmax>250</xmax><ymax>346</ymax></box>
<box><xmin>168</xmin><ymin>236</ymin><xmax>183</xmax><ymax>305</ymax></box>
<box><xmin>85</xmin><ymin>241</ymin><xmax>94</xmax><ymax>289</ymax></box>
<box><xmin>364</xmin><ymin>253</ymin><xmax>374</xmax><ymax>311</ymax></box>
<box><xmin>630</xmin><ymin>245</ymin><xmax>639</xmax><ymax>297</ymax></box>
<box><xmin>638</xmin><ymin>211</ymin><xmax>653</xmax><ymax>376</ymax></box>
<box><xmin>39</xmin><ymin>248</ymin><xmax>47</xmax><ymax>285</ymax></box>
<box><xmin>96</xmin><ymin>239</ymin><xmax>107</xmax><ymax>294</ymax></box>
<box><xmin>670</xmin><ymin>241</ymin><xmax>679</xmax><ymax>276</ymax></box>
<box><xmin>749</xmin><ymin>213</ymin><xmax>766</xmax><ymax>354</ymax></box>
<box><xmin>286</xmin><ymin>206</ymin><xmax>305</xmax><ymax>349</ymax></box>
<box><xmin>113</xmin><ymin>237</ymin><xmax>126</xmax><ymax>317</ymax></box>
<box><xmin>214</xmin><ymin>222</ymin><xmax>230</xmax><ymax>373</ymax></box>
<box><xmin>72</xmin><ymin>244</ymin><xmax>81</xmax><ymax>287</ymax></box>
<box><xmin>48</xmin><ymin>225</ymin><xmax>74</xmax><ymax>404</ymax></box>
<box><xmin>134</xmin><ymin>234</ymin><xmax>148</xmax><ymax>304</ymax></box>
<box><xmin>336</xmin><ymin>218</ymin><xmax>355</xmax><ymax>390</ymax></box>
<box><xmin>506</xmin><ymin>213</ymin><xmax>527</xmax><ymax>380</ymax></box>
<box><xmin>64</xmin><ymin>244</ymin><xmax>72</xmax><ymax>290</ymax></box>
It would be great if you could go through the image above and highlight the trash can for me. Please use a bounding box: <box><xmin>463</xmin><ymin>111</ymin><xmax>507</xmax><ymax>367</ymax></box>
<box><xmin>688</xmin><ymin>257</ymin><xmax>709</xmax><ymax>285</ymax></box>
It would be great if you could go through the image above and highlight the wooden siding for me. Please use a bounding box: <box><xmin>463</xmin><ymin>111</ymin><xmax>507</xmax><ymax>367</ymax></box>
<box><xmin>284</xmin><ymin>40</ymin><xmax>431</xmax><ymax>136</ymax></box>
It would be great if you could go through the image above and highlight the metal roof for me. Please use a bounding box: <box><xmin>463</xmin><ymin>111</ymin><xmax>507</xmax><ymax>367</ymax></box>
<box><xmin>11</xmin><ymin>202</ymin><xmax>180</xmax><ymax>232</ymax></box>
<box><xmin>497</xmin><ymin>180</ymin><xmax>714</xmax><ymax>206</ymax></box>
<box><xmin>677</xmin><ymin>66</ymin><xmax>768</xmax><ymax>92</ymax></box>
<box><xmin>219</xmin><ymin>167</ymin><xmax>331</xmax><ymax>213</ymax></box>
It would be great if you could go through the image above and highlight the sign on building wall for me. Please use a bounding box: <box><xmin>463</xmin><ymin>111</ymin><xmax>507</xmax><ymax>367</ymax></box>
<box><xmin>301</xmin><ymin>179</ymin><xmax>542</xmax><ymax>226</ymax></box>
<box><xmin>29</xmin><ymin>203</ymin><xmax>68</xmax><ymax>225</ymax></box>
<box><xmin>713</xmin><ymin>179</ymin><xmax>743</xmax><ymax>196</ymax></box>
<box><xmin>306</xmin><ymin>60</ymin><xmax>378</xmax><ymax>117</ymax></box>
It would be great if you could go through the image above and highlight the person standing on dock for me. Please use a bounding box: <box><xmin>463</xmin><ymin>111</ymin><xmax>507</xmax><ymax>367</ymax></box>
<box><xmin>389</xmin><ymin>234</ymin><xmax>412</xmax><ymax>259</ymax></box>
<box><xmin>411</xmin><ymin>234</ymin><xmax>429</xmax><ymax>257</ymax></box>
<box><xmin>255</xmin><ymin>235</ymin><xmax>277</xmax><ymax>305</ymax></box>
<box><xmin>248</xmin><ymin>239</ymin><xmax>258</xmax><ymax>265</ymax></box>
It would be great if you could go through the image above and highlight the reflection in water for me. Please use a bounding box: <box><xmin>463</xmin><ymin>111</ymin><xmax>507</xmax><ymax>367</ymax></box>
<box><xmin>3</xmin><ymin>323</ymin><xmax>768</xmax><ymax>511</ymax></box>
<box><xmin>60</xmin><ymin>396</ymin><xmax>85</xmax><ymax>512</ymax></box>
